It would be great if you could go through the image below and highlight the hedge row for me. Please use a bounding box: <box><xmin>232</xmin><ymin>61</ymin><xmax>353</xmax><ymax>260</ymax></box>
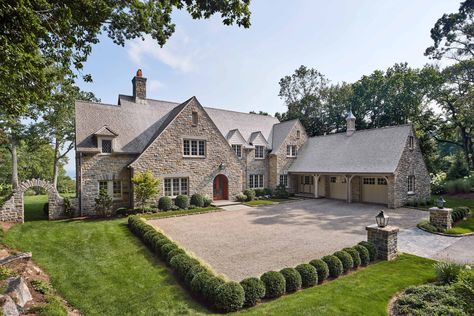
<box><xmin>128</xmin><ymin>216</ymin><xmax>244</xmax><ymax>312</ymax></box>
<box><xmin>129</xmin><ymin>215</ymin><xmax>377</xmax><ymax>312</ymax></box>
<box><xmin>451</xmin><ymin>207</ymin><xmax>470</xmax><ymax>223</ymax></box>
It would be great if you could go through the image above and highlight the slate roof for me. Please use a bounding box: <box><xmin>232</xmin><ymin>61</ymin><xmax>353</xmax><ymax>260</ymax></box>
<box><xmin>270</xmin><ymin>120</ymin><xmax>299</xmax><ymax>154</ymax></box>
<box><xmin>288</xmin><ymin>125</ymin><xmax>412</xmax><ymax>174</ymax></box>
<box><xmin>75</xmin><ymin>95</ymin><xmax>280</xmax><ymax>154</ymax></box>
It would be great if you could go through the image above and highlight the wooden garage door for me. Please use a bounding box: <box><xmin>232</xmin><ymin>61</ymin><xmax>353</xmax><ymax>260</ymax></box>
<box><xmin>362</xmin><ymin>177</ymin><xmax>388</xmax><ymax>204</ymax></box>
<box><xmin>329</xmin><ymin>176</ymin><xmax>346</xmax><ymax>200</ymax></box>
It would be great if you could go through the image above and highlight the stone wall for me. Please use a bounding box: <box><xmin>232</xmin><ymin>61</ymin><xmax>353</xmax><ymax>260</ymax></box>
<box><xmin>243</xmin><ymin>147</ymin><xmax>268</xmax><ymax>189</ymax></box>
<box><xmin>130</xmin><ymin>98</ymin><xmax>244</xmax><ymax>205</ymax></box>
<box><xmin>366</xmin><ymin>224</ymin><xmax>399</xmax><ymax>261</ymax></box>
<box><xmin>429</xmin><ymin>207</ymin><xmax>452</xmax><ymax>230</ymax></box>
<box><xmin>393</xmin><ymin>129</ymin><xmax>431</xmax><ymax>207</ymax></box>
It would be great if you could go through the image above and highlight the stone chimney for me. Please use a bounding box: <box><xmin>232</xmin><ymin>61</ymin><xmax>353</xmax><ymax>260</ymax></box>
<box><xmin>346</xmin><ymin>110</ymin><xmax>356</xmax><ymax>136</ymax></box>
<box><xmin>132</xmin><ymin>69</ymin><xmax>147</xmax><ymax>101</ymax></box>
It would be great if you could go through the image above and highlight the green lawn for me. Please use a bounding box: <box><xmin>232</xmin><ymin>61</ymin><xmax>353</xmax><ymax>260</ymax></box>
<box><xmin>244</xmin><ymin>198</ymin><xmax>291</xmax><ymax>206</ymax></box>
<box><xmin>2</xmin><ymin>195</ymin><xmax>437</xmax><ymax>315</ymax></box>
<box><xmin>438</xmin><ymin>196</ymin><xmax>474</xmax><ymax>235</ymax></box>
<box><xmin>24</xmin><ymin>193</ymin><xmax>75</xmax><ymax>221</ymax></box>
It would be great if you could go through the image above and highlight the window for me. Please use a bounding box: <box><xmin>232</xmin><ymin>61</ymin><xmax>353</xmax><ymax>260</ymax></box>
<box><xmin>296</xmin><ymin>130</ymin><xmax>301</xmax><ymax>139</ymax></box>
<box><xmin>279</xmin><ymin>174</ymin><xmax>288</xmax><ymax>187</ymax></box>
<box><xmin>377</xmin><ymin>178</ymin><xmax>387</xmax><ymax>185</ymax></box>
<box><xmin>99</xmin><ymin>181</ymin><xmax>108</xmax><ymax>193</ymax></box>
<box><xmin>301</xmin><ymin>175</ymin><xmax>313</xmax><ymax>185</ymax></box>
<box><xmin>255</xmin><ymin>145</ymin><xmax>265</xmax><ymax>159</ymax></box>
<box><xmin>408</xmin><ymin>176</ymin><xmax>415</xmax><ymax>194</ymax></box>
<box><xmin>232</xmin><ymin>144</ymin><xmax>242</xmax><ymax>158</ymax></box>
<box><xmin>183</xmin><ymin>139</ymin><xmax>205</xmax><ymax>157</ymax></box>
<box><xmin>287</xmin><ymin>145</ymin><xmax>297</xmax><ymax>157</ymax></box>
<box><xmin>249</xmin><ymin>174</ymin><xmax>264</xmax><ymax>189</ymax></box>
<box><xmin>113</xmin><ymin>181</ymin><xmax>122</xmax><ymax>198</ymax></box>
<box><xmin>164</xmin><ymin>178</ymin><xmax>188</xmax><ymax>197</ymax></box>
<box><xmin>192</xmin><ymin>112</ymin><xmax>198</xmax><ymax>126</ymax></box>
<box><xmin>330</xmin><ymin>177</ymin><xmax>337</xmax><ymax>183</ymax></box>
<box><xmin>363</xmin><ymin>178</ymin><xmax>376</xmax><ymax>185</ymax></box>
<box><xmin>408</xmin><ymin>136</ymin><xmax>414</xmax><ymax>149</ymax></box>
<box><xmin>101</xmin><ymin>139</ymin><xmax>112</xmax><ymax>153</ymax></box>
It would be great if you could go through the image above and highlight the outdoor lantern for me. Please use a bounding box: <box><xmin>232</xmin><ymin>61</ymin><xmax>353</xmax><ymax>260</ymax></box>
<box><xmin>219</xmin><ymin>162</ymin><xmax>226</xmax><ymax>170</ymax></box>
<box><xmin>437</xmin><ymin>196</ymin><xmax>446</xmax><ymax>209</ymax></box>
<box><xmin>375</xmin><ymin>211</ymin><xmax>389</xmax><ymax>228</ymax></box>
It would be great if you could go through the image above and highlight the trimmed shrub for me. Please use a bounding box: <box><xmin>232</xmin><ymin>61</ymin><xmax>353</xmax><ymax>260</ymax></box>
<box><xmin>343</xmin><ymin>247</ymin><xmax>361</xmax><ymax>268</ymax></box>
<box><xmin>274</xmin><ymin>183</ymin><xmax>289</xmax><ymax>199</ymax></box>
<box><xmin>322</xmin><ymin>255</ymin><xmax>343</xmax><ymax>278</ymax></box>
<box><xmin>295</xmin><ymin>264</ymin><xmax>317</xmax><ymax>288</ymax></box>
<box><xmin>190</xmin><ymin>271</ymin><xmax>213</xmax><ymax>296</ymax></box>
<box><xmin>158</xmin><ymin>196</ymin><xmax>172</xmax><ymax>211</ymax></box>
<box><xmin>160</xmin><ymin>243</ymin><xmax>178</xmax><ymax>261</ymax></box>
<box><xmin>263</xmin><ymin>188</ymin><xmax>273</xmax><ymax>196</ymax></box>
<box><xmin>170</xmin><ymin>254</ymin><xmax>199</xmax><ymax>280</ymax></box>
<box><xmin>203</xmin><ymin>196</ymin><xmax>212</xmax><ymax>207</ymax></box>
<box><xmin>309</xmin><ymin>259</ymin><xmax>329</xmax><ymax>283</ymax></box>
<box><xmin>202</xmin><ymin>276</ymin><xmax>225</xmax><ymax>302</ymax></box>
<box><xmin>260</xmin><ymin>271</ymin><xmax>286</xmax><ymax>298</ymax></box>
<box><xmin>166</xmin><ymin>248</ymin><xmax>185</xmax><ymax>264</ymax></box>
<box><xmin>280</xmin><ymin>268</ymin><xmax>302</xmax><ymax>293</ymax></box>
<box><xmin>254</xmin><ymin>188</ymin><xmax>265</xmax><ymax>197</ymax></box>
<box><xmin>453</xmin><ymin>270</ymin><xmax>474</xmax><ymax>315</ymax></box>
<box><xmin>354</xmin><ymin>244</ymin><xmax>370</xmax><ymax>266</ymax></box>
<box><xmin>243</xmin><ymin>189</ymin><xmax>256</xmax><ymax>201</ymax></box>
<box><xmin>417</xmin><ymin>220</ymin><xmax>442</xmax><ymax>233</ymax></box>
<box><xmin>334</xmin><ymin>250</ymin><xmax>354</xmax><ymax>273</ymax></box>
<box><xmin>358</xmin><ymin>241</ymin><xmax>377</xmax><ymax>261</ymax></box>
<box><xmin>190</xmin><ymin>193</ymin><xmax>204</xmax><ymax>207</ymax></box>
<box><xmin>175</xmin><ymin>195</ymin><xmax>189</xmax><ymax>209</ymax></box>
<box><xmin>153</xmin><ymin>237</ymin><xmax>172</xmax><ymax>255</ymax></box>
<box><xmin>185</xmin><ymin>264</ymin><xmax>208</xmax><ymax>286</ymax></box>
<box><xmin>452</xmin><ymin>206</ymin><xmax>470</xmax><ymax>223</ymax></box>
<box><xmin>240</xmin><ymin>277</ymin><xmax>265</xmax><ymax>307</ymax></box>
<box><xmin>434</xmin><ymin>261</ymin><xmax>464</xmax><ymax>285</ymax></box>
<box><xmin>215</xmin><ymin>282</ymin><xmax>245</xmax><ymax>312</ymax></box>
<box><xmin>235</xmin><ymin>193</ymin><xmax>247</xmax><ymax>202</ymax></box>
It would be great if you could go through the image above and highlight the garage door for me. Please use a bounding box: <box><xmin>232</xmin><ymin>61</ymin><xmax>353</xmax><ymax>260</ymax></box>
<box><xmin>362</xmin><ymin>177</ymin><xmax>388</xmax><ymax>204</ymax></box>
<box><xmin>329</xmin><ymin>176</ymin><xmax>346</xmax><ymax>200</ymax></box>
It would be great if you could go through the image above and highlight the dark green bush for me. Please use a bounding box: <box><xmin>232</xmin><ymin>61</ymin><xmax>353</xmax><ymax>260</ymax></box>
<box><xmin>203</xmin><ymin>196</ymin><xmax>212</xmax><ymax>207</ymax></box>
<box><xmin>280</xmin><ymin>267</ymin><xmax>302</xmax><ymax>293</ymax></box>
<box><xmin>153</xmin><ymin>236</ymin><xmax>172</xmax><ymax>255</ymax></box>
<box><xmin>309</xmin><ymin>259</ymin><xmax>329</xmax><ymax>283</ymax></box>
<box><xmin>342</xmin><ymin>247</ymin><xmax>361</xmax><ymax>268</ymax></box>
<box><xmin>417</xmin><ymin>220</ymin><xmax>443</xmax><ymax>233</ymax></box>
<box><xmin>185</xmin><ymin>264</ymin><xmax>208</xmax><ymax>286</ymax></box>
<box><xmin>170</xmin><ymin>254</ymin><xmax>199</xmax><ymax>280</ymax></box>
<box><xmin>358</xmin><ymin>241</ymin><xmax>377</xmax><ymax>261</ymax></box>
<box><xmin>263</xmin><ymin>188</ymin><xmax>273</xmax><ymax>196</ymax></box>
<box><xmin>354</xmin><ymin>244</ymin><xmax>370</xmax><ymax>266</ymax></box>
<box><xmin>322</xmin><ymin>255</ymin><xmax>343</xmax><ymax>278</ymax></box>
<box><xmin>274</xmin><ymin>183</ymin><xmax>289</xmax><ymax>199</ymax></box>
<box><xmin>453</xmin><ymin>270</ymin><xmax>474</xmax><ymax>315</ymax></box>
<box><xmin>254</xmin><ymin>188</ymin><xmax>265</xmax><ymax>197</ymax></box>
<box><xmin>452</xmin><ymin>206</ymin><xmax>470</xmax><ymax>222</ymax></box>
<box><xmin>160</xmin><ymin>243</ymin><xmax>178</xmax><ymax>261</ymax></box>
<box><xmin>295</xmin><ymin>264</ymin><xmax>317</xmax><ymax>288</ymax></box>
<box><xmin>190</xmin><ymin>271</ymin><xmax>213</xmax><ymax>296</ymax></box>
<box><xmin>190</xmin><ymin>193</ymin><xmax>204</xmax><ymax>207</ymax></box>
<box><xmin>215</xmin><ymin>282</ymin><xmax>245</xmax><ymax>312</ymax></box>
<box><xmin>166</xmin><ymin>248</ymin><xmax>185</xmax><ymax>264</ymax></box>
<box><xmin>240</xmin><ymin>277</ymin><xmax>265</xmax><ymax>307</ymax></box>
<box><xmin>175</xmin><ymin>195</ymin><xmax>189</xmax><ymax>209</ymax></box>
<box><xmin>243</xmin><ymin>189</ymin><xmax>255</xmax><ymax>201</ymax></box>
<box><xmin>202</xmin><ymin>276</ymin><xmax>225</xmax><ymax>302</ymax></box>
<box><xmin>158</xmin><ymin>196</ymin><xmax>173</xmax><ymax>211</ymax></box>
<box><xmin>235</xmin><ymin>193</ymin><xmax>247</xmax><ymax>202</ymax></box>
<box><xmin>260</xmin><ymin>271</ymin><xmax>286</xmax><ymax>298</ymax></box>
<box><xmin>334</xmin><ymin>250</ymin><xmax>354</xmax><ymax>273</ymax></box>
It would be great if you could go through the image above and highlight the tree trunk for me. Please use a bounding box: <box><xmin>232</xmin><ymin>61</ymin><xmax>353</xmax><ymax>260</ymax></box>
<box><xmin>53</xmin><ymin>139</ymin><xmax>60</xmax><ymax>189</ymax></box>
<box><xmin>10</xmin><ymin>136</ymin><xmax>19</xmax><ymax>189</ymax></box>
<box><xmin>459</xmin><ymin>126</ymin><xmax>473</xmax><ymax>169</ymax></box>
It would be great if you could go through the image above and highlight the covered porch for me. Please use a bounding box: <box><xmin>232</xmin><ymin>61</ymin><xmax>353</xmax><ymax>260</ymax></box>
<box><xmin>289</xmin><ymin>173</ymin><xmax>394</xmax><ymax>208</ymax></box>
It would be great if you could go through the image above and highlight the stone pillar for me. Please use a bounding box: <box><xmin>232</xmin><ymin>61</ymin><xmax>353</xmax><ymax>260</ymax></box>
<box><xmin>313</xmin><ymin>175</ymin><xmax>319</xmax><ymax>198</ymax></box>
<box><xmin>366</xmin><ymin>224</ymin><xmax>399</xmax><ymax>261</ymax></box>
<box><xmin>429</xmin><ymin>207</ymin><xmax>452</xmax><ymax>230</ymax></box>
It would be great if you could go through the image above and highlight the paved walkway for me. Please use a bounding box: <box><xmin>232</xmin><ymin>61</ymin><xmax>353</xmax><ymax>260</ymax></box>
<box><xmin>399</xmin><ymin>228</ymin><xmax>474</xmax><ymax>265</ymax></box>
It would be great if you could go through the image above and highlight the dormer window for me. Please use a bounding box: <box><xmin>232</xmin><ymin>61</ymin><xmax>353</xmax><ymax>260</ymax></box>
<box><xmin>101</xmin><ymin>139</ymin><xmax>112</xmax><ymax>154</ymax></box>
<box><xmin>287</xmin><ymin>145</ymin><xmax>297</xmax><ymax>157</ymax></box>
<box><xmin>255</xmin><ymin>145</ymin><xmax>265</xmax><ymax>159</ymax></box>
<box><xmin>408</xmin><ymin>136</ymin><xmax>414</xmax><ymax>150</ymax></box>
<box><xmin>192</xmin><ymin>111</ymin><xmax>198</xmax><ymax>126</ymax></box>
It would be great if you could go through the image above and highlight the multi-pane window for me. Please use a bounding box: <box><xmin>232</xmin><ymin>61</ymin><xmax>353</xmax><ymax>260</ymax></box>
<box><xmin>279</xmin><ymin>175</ymin><xmax>288</xmax><ymax>187</ymax></box>
<box><xmin>330</xmin><ymin>177</ymin><xmax>337</xmax><ymax>183</ymax></box>
<box><xmin>99</xmin><ymin>181</ymin><xmax>108</xmax><ymax>193</ymax></box>
<box><xmin>192</xmin><ymin>112</ymin><xmax>198</xmax><ymax>126</ymax></box>
<box><xmin>249</xmin><ymin>174</ymin><xmax>264</xmax><ymax>189</ymax></box>
<box><xmin>232</xmin><ymin>145</ymin><xmax>242</xmax><ymax>158</ymax></box>
<box><xmin>183</xmin><ymin>139</ymin><xmax>205</xmax><ymax>157</ymax></box>
<box><xmin>164</xmin><ymin>178</ymin><xmax>188</xmax><ymax>197</ymax></box>
<box><xmin>301</xmin><ymin>175</ymin><xmax>313</xmax><ymax>185</ymax></box>
<box><xmin>378</xmin><ymin>178</ymin><xmax>387</xmax><ymax>185</ymax></box>
<box><xmin>287</xmin><ymin>145</ymin><xmax>297</xmax><ymax>157</ymax></box>
<box><xmin>113</xmin><ymin>181</ymin><xmax>122</xmax><ymax>198</ymax></box>
<box><xmin>255</xmin><ymin>145</ymin><xmax>265</xmax><ymax>159</ymax></box>
<box><xmin>98</xmin><ymin>180</ymin><xmax>122</xmax><ymax>200</ymax></box>
<box><xmin>363</xmin><ymin>177</ymin><xmax>376</xmax><ymax>185</ymax></box>
<box><xmin>408</xmin><ymin>176</ymin><xmax>415</xmax><ymax>193</ymax></box>
<box><xmin>101</xmin><ymin>139</ymin><xmax>112</xmax><ymax>153</ymax></box>
<box><xmin>408</xmin><ymin>136</ymin><xmax>414</xmax><ymax>149</ymax></box>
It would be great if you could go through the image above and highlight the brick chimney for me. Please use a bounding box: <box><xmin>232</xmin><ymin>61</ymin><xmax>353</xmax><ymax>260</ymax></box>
<box><xmin>346</xmin><ymin>110</ymin><xmax>356</xmax><ymax>136</ymax></box>
<box><xmin>132</xmin><ymin>69</ymin><xmax>147</xmax><ymax>101</ymax></box>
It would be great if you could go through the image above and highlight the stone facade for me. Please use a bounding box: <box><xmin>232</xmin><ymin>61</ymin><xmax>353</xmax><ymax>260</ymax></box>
<box><xmin>130</xmin><ymin>98</ymin><xmax>243</xmax><ymax>207</ymax></box>
<box><xmin>268</xmin><ymin>121</ymin><xmax>308</xmax><ymax>191</ymax></box>
<box><xmin>366</xmin><ymin>224</ymin><xmax>399</xmax><ymax>261</ymax></box>
<box><xmin>243</xmin><ymin>146</ymin><xmax>268</xmax><ymax>189</ymax></box>
<box><xmin>429</xmin><ymin>207</ymin><xmax>452</xmax><ymax>230</ymax></box>
<box><xmin>392</xmin><ymin>130</ymin><xmax>431</xmax><ymax>208</ymax></box>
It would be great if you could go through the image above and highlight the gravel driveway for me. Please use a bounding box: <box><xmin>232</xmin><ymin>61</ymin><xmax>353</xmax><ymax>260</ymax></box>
<box><xmin>148</xmin><ymin>199</ymin><xmax>427</xmax><ymax>281</ymax></box>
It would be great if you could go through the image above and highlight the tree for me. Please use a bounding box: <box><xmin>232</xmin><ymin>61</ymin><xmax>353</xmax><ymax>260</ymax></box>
<box><xmin>131</xmin><ymin>171</ymin><xmax>161</xmax><ymax>211</ymax></box>
<box><xmin>1</xmin><ymin>0</ymin><xmax>252</xmax><ymax>117</ymax></box>
<box><xmin>425</xmin><ymin>0</ymin><xmax>474</xmax><ymax>61</ymax></box>
<box><xmin>95</xmin><ymin>189</ymin><xmax>113</xmax><ymax>217</ymax></box>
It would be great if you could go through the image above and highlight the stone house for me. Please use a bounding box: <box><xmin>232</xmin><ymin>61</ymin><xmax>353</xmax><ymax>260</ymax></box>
<box><xmin>74</xmin><ymin>70</ymin><xmax>430</xmax><ymax>215</ymax></box>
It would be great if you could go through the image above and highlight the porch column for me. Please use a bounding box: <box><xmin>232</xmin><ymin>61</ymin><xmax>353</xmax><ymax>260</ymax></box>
<box><xmin>313</xmin><ymin>174</ymin><xmax>319</xmax><ymax>198</ymax></box>
<box><xmin>347</xmin><ymin>175</ymin><xmax>355</xmax><ymax>203</ymax></box>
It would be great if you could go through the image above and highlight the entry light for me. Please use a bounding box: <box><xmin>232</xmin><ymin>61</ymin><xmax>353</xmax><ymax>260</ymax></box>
<box><xmin>437</xmin><ymin>196</ymin><xmax>446</xmax><ymax>209</ymax></box>
<box><xmin>375</xmin><ymin>211</ymin><xmax>389</xmax><ymax>228</ymax></box>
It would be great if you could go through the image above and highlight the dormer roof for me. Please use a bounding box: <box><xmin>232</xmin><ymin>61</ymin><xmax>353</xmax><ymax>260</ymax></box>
<box><xmin>93</xmin><ymin>126</ymin><xmax>119</xmax><ymax>137</ymax></box>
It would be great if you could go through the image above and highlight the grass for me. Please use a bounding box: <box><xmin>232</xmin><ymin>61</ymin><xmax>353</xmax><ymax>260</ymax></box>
<box><xmin>244</xmin><ymin>198</ymin><xmax>291</xmax><ymax>206</ymax></box>
<box><xmin>2</xmin><ymin>195</ymin><xmax>437</xmax><ymax>315</ymax></box>
<box><xmin>433</xmin><ymin>195</ymin><xmax>474</xmax><ymax>235</ymax></box>
<box><xmin>140</xmin><ymin>206</ymin><xmax>220</xmax><ymax>219</ymax></box>
<box><xmin>24</xmin><ymin>193</ymin><xmax>75</xmax><ymax>221</ymax></box>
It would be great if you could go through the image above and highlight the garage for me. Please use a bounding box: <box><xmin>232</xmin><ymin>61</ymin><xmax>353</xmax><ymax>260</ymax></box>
<box><xmin>361</xmin><ymin>177</ymin><xmax>388</xmax><ymax>204</ymax></box>
<box><xmin>329</xmin><ymin>176</ymin><xmax>347</xmax><ymax>200</ymax></box>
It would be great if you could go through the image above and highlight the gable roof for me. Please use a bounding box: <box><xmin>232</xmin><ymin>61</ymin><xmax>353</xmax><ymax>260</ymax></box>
<box><xmin>226</xmin><ymin>129</ymin><xmax>250</xmax><ymax>147</ymax></box>
<box><xmin>288</xmin><ymin>125</ymin><xmax>412</xmax><ymax>174</ymax></box>
<box><xmin>249</xmin><ymin>131</ymin><xmax>269</xmax><ymax>147</ymax></box>
<box><xmin>270</xmin><ymin>119</ymin><xmax>299</xmax><ymax>154</ymax></box>
<box><xmin>75</xmin><ymin>95</ymin><xmax>280</xmax><ymax>154</ymax></box>
<box><xmin>93</xmin><ymin>126</ymin><xmax>118</xmax><ymax>137</ymax></box>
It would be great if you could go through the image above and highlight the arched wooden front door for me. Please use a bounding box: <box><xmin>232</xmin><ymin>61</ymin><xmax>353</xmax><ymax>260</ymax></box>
<box><xmin>213</xmin><ymin>174</ymin><xmax>228</xmax><ymax>200</ymax></box>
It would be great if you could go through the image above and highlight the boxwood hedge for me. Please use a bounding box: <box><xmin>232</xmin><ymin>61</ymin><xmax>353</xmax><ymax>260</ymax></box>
<box><xmin>260</xmin><ymin>271</ymin><xmax>286</xmax><ymax>298</ymax></box>
<box><xmin>322</xmin><ymin>255</ymin><xmax>343</xmax><ymax>278</ymax></box>
<box><xmin>343</xmin><ymin>247</ymin><xmax>361</xmax><ymax>268</ymax></box>
<box><xmin>334</xmin><ymin>250</ymin><xmax>354</xmax><ymax>273</ymax></box>
<box><xmin>280</xmin><ymin>268</ymin><xmax>302</xmax><ymax>293</ymax></box>
<box><xmin>354</xmin><ymin>244</ymin><xmax>370</xmax><ymax>265</ymax></box>
<box><xmin>309</xmin><ymin>259</ymin><xmax>329</xmax><ymax>283</ymax></box>
<box><xmin>215</xmin><ymin>282</ymin><xmax>245</xmax><ymax>312</ymax></box>
<box><xmin>295</xmin><ymin>264</ymin><xmax>318</xmax><ymax>288</ymax></box>
<box><xmin>240</xmin><ymin>277</ymin><xmax>265</xmax><ymax>307</ymax></box>
<box><xmin>358</xmin><ymin>241</ymin><xmax>377</xmax><ymax>261</ymax></box>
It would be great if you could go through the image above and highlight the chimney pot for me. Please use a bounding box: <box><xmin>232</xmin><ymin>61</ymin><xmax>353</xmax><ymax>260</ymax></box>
<box><xmin>136</xmin><ymin>69</ymin><xmax>142</xmax><ymax>77</ymax></box>
<box><xmin>132</xmin><ymin>70</ymin><xmax>147</xmax><ymax>101</ymax></box>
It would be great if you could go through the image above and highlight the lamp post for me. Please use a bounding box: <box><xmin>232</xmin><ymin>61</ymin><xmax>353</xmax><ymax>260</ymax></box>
<box><xmin>437</xmin><ymin>196</ymin><xmax>446</xmax><ymax>209</ymax></box>
<box><xmin>375</xmin><ymin>211</ymin><xmax>389</xmax><ymax>228</ymax></box>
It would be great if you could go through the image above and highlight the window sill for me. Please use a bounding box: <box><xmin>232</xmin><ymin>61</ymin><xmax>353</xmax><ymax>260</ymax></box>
<box><xmin>254</xmin><ymin>157</ymin><xmax>265</xmax><ymax>160</ymax></box>
<box><xmin>407</xmin><ymin>191</ymin><xmax>415</xmax><ymax>196</ymax></box>
<box><xmin>286</xmin><ymin>156</ymin><xmax>297</xmax><ymax>158</ymax></box>
<box><xmin>182</xmin><ymin>156</ymin><xmax>206</xmax><ymax>159</ymax></box>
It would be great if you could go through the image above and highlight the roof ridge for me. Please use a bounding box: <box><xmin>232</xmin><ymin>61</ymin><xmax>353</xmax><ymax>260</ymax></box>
<box><xmin>309</xmin><ymin>124</ymin><xmax>412</xmax><ymax>139</ymax></box>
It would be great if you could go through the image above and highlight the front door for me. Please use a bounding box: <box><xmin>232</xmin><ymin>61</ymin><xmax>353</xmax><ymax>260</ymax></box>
<box><xmin>213</xmin><ymin>174</ymin><xmax>228</xmax><ymax>200</ymax></box>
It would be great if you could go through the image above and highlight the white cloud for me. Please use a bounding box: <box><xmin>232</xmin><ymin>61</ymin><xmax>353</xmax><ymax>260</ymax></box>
<box><xmin>127</xmin><ymin>32</ymin><xmax>198</xmax><ymax>73</ymax></box>
<box><xmin>148</xmin><ymin>80</ymin><xmax>165</xmax><ymax>93</ymax></box>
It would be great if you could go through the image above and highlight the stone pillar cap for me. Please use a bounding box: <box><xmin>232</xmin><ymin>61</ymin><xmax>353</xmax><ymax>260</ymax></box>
<box><xmin>365</xmin><ymin>224</ymin><xmax>399</xmax><ymax>233</ymax></box>
<box><xmin>429</xmin><ymin>207</ymin><xmax>452</xmax><ymax>211</ymax></box>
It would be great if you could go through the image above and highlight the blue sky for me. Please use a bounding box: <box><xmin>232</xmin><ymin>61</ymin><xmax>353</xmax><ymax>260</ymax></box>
<box><xmin>68</xmin><ymin>0</ymin><xmax>460</xmax><ymax>177</ymax></box>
